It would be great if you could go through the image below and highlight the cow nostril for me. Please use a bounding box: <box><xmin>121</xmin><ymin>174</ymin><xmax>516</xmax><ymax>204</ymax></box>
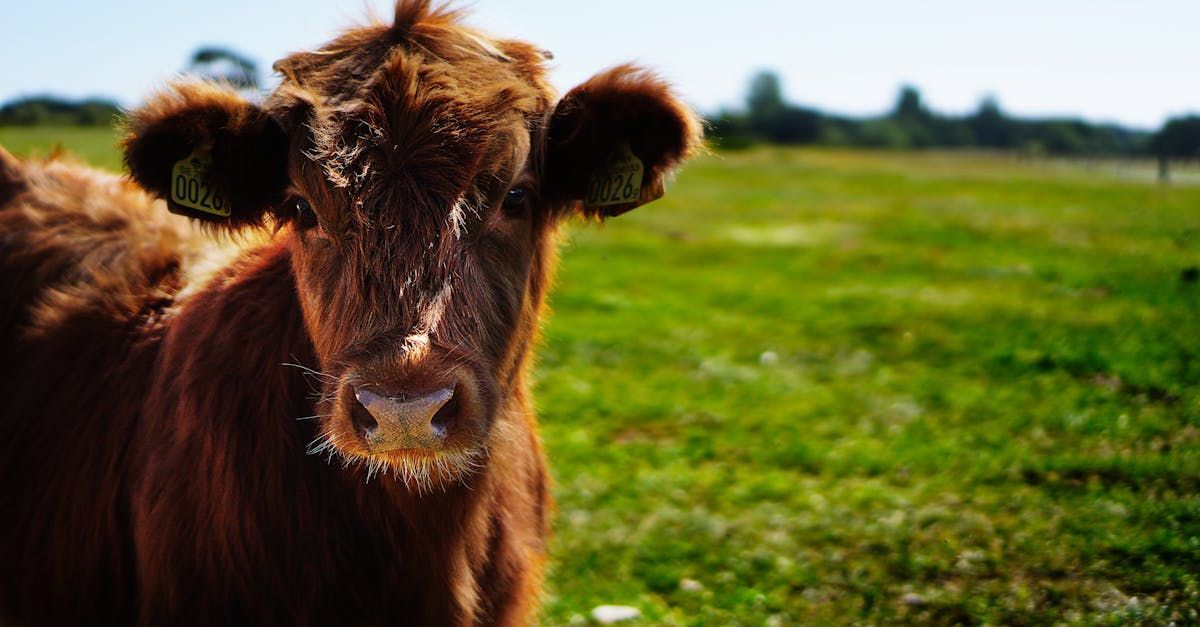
<box><xmin>350</xmin><ymin>395</ymin><xmax>380</xmax><ymax>439</ymax></box>
<box><xmin>430</xmin><ymin>392</ymin><xmax>459</xmax><ymax>438</ymax></box>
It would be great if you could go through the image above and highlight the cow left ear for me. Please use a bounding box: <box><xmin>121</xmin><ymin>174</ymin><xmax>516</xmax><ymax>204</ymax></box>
<box><xmin>541</xmin><ymin>64</ymin><xmax>703</xmax><ymax>218</ymax></box>
<box><xmin>122</xmin><ymin>81</ymin><xmax>290</xmax><ymax>230</ymax></box>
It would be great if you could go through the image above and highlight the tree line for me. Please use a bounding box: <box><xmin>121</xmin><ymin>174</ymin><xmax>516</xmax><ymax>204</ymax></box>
<box><xmin>4</xmin><ymin>61</ymin><xmax>1197</xmax><ymax>162</ymax></box>
<box><xmin>711</xmin><ymin>71</ymin><xmax>1200</xmax><ymax>160</ymax></box>
<box><xmin>0</xmin><ymin>97</ymin><xmax>121</xmax><ymax>126</ymax></box>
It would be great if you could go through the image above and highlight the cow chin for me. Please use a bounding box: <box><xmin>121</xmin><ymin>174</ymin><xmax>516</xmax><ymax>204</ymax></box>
<box><xmin>310</xmin><ymin>362</ymin><xmax>496</xmax><ymax>490</ymax></box>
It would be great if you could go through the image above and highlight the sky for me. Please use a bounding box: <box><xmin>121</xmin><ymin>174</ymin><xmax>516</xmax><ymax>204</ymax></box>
<box><xmin>2</xmin><ymin>0</ymin><xmax>1197</xmax><ymax>130</ymax></box>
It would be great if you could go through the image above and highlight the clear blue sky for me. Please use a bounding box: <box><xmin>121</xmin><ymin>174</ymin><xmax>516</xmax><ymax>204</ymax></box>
<box><xmin>3</xmin><ymin>0</ymin><xmax>1197</xmax><ymax>129</ymax></box>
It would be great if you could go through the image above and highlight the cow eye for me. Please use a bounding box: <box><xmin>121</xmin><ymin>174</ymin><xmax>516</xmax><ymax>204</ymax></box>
<box><xmin>294</xmin><ymin>197</ymin><xmax>318</xmax><ymax>229</ymax></box>
<box><xmin>502</xmin><ymin>186</ymin><xmax>528</xmax><ymax>213</ymax></box>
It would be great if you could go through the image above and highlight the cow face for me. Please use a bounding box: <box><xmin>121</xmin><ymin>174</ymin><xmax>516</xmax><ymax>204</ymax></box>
<box><xmin>123</xmin><ymin>1</ymin><xmax>700</xmax><ymax>489</ymax></box>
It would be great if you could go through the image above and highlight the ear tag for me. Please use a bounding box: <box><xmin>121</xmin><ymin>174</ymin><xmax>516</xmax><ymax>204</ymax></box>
<box><xmin>168</xmin><ymin>146</ymin><xmax>231</xmax><ymax>218</ymax></box>
<box><xmin>585</xmin><ymin>142</ymin><xmax>647</xmax><ymax>209</ymax></box>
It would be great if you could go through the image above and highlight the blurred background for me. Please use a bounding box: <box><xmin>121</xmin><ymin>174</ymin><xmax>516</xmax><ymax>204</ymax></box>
<box><xmin>2</xmin><ymin>1</ymin><xmax>1198</xmax><ymax>624</ymax></box>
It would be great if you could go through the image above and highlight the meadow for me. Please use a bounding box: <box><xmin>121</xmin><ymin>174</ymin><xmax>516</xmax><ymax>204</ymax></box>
<box><xmin>2</xmin><ymin>126</ymin><xmax>1198</xmax><ymax>625</ymax></box>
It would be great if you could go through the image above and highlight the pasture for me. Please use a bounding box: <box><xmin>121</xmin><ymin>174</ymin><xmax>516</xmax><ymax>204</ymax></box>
<box><xmin>2</xmin><ymin>126</ymin><xmax>1198</xmax><ymax>624</ymax></box>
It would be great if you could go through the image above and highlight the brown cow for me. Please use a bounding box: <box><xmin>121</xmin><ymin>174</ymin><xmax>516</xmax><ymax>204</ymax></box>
<box><xmin>0</xmin><ymin>1</ymin><xmax>700</xmax><ymax>626</ymax></box>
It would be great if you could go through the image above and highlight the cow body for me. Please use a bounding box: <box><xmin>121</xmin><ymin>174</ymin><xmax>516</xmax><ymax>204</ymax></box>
<box><xmin>0</xmin><ymin>1</ymin><xmax>699</xmax><ymax>625</ymax></box>
<box><xmin>0</xmin><ymin>155</ymin><xmax>546</xmax><ymax>625</ymax></box>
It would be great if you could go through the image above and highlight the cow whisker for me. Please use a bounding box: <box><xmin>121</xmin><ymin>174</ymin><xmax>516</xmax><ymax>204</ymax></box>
<box><xmin>364</xmin><ymin>459</ymin><xmax>384</xmax><ymax>484</ymax></box>
<box><xmin>305</xmin><ymin>434</ymin><xmax>338</xmax><ymax>456</ymax></box>
<box><xmin>306</xmin><ymin>389</ymin><xmax>339</xmax><ymax>405</ymax></box>
<box><xmin>281</xmin><ymin>361</ymin><xmax>339</xmax><ymax>383</ymax></box>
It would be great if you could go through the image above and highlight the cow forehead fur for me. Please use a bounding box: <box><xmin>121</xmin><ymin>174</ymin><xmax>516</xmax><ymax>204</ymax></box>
<box><xmin>268</xmin><ymin>0</ymin><xmax>554</xmax><ymax>213</ymax></box>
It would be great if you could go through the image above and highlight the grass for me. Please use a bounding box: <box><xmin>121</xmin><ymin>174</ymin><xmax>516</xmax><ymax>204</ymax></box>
<box><xmin>3</xmin><ymin>127</ymin><xmax>1199</xmax><ymax>624</ymax></box>
<box><xmin>0</xmin><ymin>125</ymin><xmax>124</xmax><ymax>171</ymax></box>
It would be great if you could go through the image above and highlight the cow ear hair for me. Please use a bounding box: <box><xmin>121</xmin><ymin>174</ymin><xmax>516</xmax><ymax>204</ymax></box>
<box><xmin>122</xmin><ymin>82</ymin><xmax>290</xmax><ymax>230</ymax></box>
<box><xmin>541</xmin><ymin>64</ymin><xmax>703</xmax><ymax>218</ymax></box>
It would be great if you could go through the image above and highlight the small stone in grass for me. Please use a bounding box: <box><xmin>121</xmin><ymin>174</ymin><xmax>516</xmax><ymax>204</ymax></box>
<box><xmin>591</xmin><ymin>605</ymin><xmax>641</xmax><ymax>623</ymax></box>
<box><xmin>901</xmin><ymin>592</ymin><xmax>925</xmax><ymax>607</ymax></box>
<box><xmin>678</xmin><ymin>578</ymin><xmax>704</xmax><ymax>592</ymax></box>
<box><xmin>760</xmin><ymin>351</ymin><xmax>779</xmax><ymax>366</ymax></box>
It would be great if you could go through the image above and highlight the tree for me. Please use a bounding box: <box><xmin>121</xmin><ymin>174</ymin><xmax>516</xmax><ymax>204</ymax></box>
<box><xmin>0</xmin><ymin>96</ymin><xmax>120</xmax><ymax>126</ymax></box>
<box><xmin>743</xmin><ymin>71</ymin><xmax>821</xmax><ymax>144</ymax></box>
<box><xmin>187</xmin><ymin>46</ymin><xmax>260</xmax><ymax>91</ymax></box>
<box><xmin>886</xmin><ymin>85</ymin><xmax>935</xmax><ymax>147</ymax></box>
<box><xmin>710</xmin><ymin>69</ymin><xmax>1154</xmax><ymax>156</ymax></box>
<box><xmin>1153</xmin><ymin>116</ymin><xmax>1200</xmax><ymax>159</ymax></box>
<box><xmin>1152</xmin><ymin>115</ymin><xmax>1200</xmax><ymax>182</ymax></box>
<box><xmin>969</xmin><ymin>96</ymin><xmax>1016</xmax><ymax>149</ymax></box>
<box><xmin>746</xmin><ymin>71</ymin><xmax>785</xmax><ymax>119</ymax></box>
<box><xmin>707</xmin><ymin>110</ymin><xmax>753</xmax><ymax>150</ymax></box>
<box><xmin>764</xmin><ymin>106</ymin><xmax>822</xmax><ymax>144</ymax></box>
<box><xmin>892</xmin><ymin>85</ymin><xmax>926</xmax><ymax>121</ymax></box>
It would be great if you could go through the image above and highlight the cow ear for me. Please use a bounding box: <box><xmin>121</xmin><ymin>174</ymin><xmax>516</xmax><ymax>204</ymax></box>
<box><xmin>122</xmin><ymin>82</ymin><xmax>290</xmax><ymax>229</ymax></box>
<box><xmin>542</xmin><ymin>64</ymin><xmax>703</xmax><ymax>218</ymax></box>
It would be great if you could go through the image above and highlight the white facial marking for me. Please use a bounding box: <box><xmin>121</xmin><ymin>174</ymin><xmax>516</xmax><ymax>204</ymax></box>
<box><xmin>447</xmin><ymin>196</ymin><xmax>466</xmax><ymax>240</ymax></box>
<box><xmin>417</xmin><ymin>279</ymin><xmax>453</xmax><ymax>335</ymax></box>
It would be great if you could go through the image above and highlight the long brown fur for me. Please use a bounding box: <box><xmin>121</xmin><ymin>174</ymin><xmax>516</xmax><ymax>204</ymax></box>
<box><xmin>0</xmin><ymin>2</ymin><xmax>701</xmax><ymax>625</ymax></box>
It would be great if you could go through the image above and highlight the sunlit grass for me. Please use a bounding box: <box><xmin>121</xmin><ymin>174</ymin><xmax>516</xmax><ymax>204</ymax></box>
<box><xmin>3</xmin><ymin>130</ymin><xmax>1198</xmax><ymax>624</ymax></box>
<box><xmin>540</xmin><ymin>146</ymin><xmax>1200</xmax><ymax>624</ymax></box>
<box><xmin>0</xmin><ymin>125</ymin><xmax>124</xmax><ymax>171</ymax></box>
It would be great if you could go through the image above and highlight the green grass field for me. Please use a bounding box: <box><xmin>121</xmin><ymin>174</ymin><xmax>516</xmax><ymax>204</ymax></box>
<box><xmin>3</xmin><ymin>126</ymin><xmax>1199</xmax><ymax>624</ymax></box>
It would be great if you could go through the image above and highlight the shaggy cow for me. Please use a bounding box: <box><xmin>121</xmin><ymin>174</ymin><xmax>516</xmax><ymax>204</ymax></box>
<box><xmin>0</xmin><ymin>2</ymin><xmax>700</xmax><ymax>625</ymax></box>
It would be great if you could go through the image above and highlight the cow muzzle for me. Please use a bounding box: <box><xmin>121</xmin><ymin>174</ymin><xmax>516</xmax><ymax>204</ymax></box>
<box><xmin>351</xmin><ymin>384</ymin><xmax>458</xmax><ymax>453</ymax></box>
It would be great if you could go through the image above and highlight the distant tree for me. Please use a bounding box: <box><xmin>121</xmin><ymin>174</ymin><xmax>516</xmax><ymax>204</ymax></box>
<box><xmin>1152</xmin><ymin>115</ymin><xmax>1200</xmax><ymax>182</ymax></box>
<box><xmin>707</xmin><ymin>110</ymin><xmax>754</xmax><ymax>150</ymax></box>
<box><xmin>708</xmin><ymin>70</ymin><xmax>1153</xmax><ymax>156</ymax></box>
<box><xmin>878</xmin><ymin>86</ymin><xmax>940</xmax><ymax>147</ymax></box>
<box><xmin>746</xmin><ymin>71</ymin><xmax>786</xmax><ymax>119</ymax></box>
<box><xmin>187</xmin><ymin>46</ymin><xmax>260</xmax><ymax>91</ymax></box>
<box><xmin>892</xmin><ymin>85</ymin><xmax>927</xmax><ymax>121</ymax></box>
<box><xmin>76</xmin><ymin>99</ymin><xmax>122</xmax><ymax>126</ymax></box>
<box><xmin>968</xmin><ymin>96</ymin><xmax>1016</xmax><ymax>149</ymax></box>
<box><xmin>743</xmin><ymin>70</ymin><xmax>821</xmax><ymax>144</ymax></box>
<box><xmin>854</xmin><ymin>119</ymin><xmax>910</xmax><ymax>148</ymax></box>
<box><xmin>816</xmin><ymin>116</ymin><xmax>855</xmax><ymax>145</ymax></box>
<box><xmin>1030</xmin><ymin>120</ymin><xmax>1088</xmax><ymax>155</ymax></box>
<box><xmin>0</xmin><ymin>95</ymin><xmax>120</xmax><ymax>126</ymax></box>
<box><xmin>769</xmin><ymin>106</ymin><xmax>822</xmax><ymax>144</ymax></box>
<box><xmin>928</xmin><ymin>117</ymin><xmax>974</xmax><ymax>147</ymax></box>
<box><xmin>1153</xmin><ymin>116</ymin><xmax>1200</xmax><ymax>158</ymax></box>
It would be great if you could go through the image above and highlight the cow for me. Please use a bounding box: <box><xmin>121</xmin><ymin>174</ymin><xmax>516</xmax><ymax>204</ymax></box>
<box><xmin>0</xmin><ymin>1</ymin><xmax>701</xmax><ymax>625</ymax></box>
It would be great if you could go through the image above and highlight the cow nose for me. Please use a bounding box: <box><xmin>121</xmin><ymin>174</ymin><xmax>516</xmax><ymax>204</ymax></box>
<box><xmin>352</xmin><ymin>385</ymin><xmax>455</xmax><ymax>452</ymax></box>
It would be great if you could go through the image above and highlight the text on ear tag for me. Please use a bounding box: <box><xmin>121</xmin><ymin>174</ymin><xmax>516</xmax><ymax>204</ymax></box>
<box><xmin>169</xmin><ymin>147</ymin><xmax>231</xmax><ymax>218</ymax></box>
<box><xmin>585</xmin><ymin>142</ymin><xmax>644</xmax><ymax>208</ymax></box>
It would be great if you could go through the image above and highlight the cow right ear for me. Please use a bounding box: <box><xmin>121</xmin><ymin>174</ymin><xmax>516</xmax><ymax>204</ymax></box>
<box><xmin>122</xmin><ymin>82</ymin><xmax>290</xmax><ymax>230</ymax></box>
<box><xmin>540</xmin><ymin>64</ymin><xmax>703</xmax><ymax>219</ymax></box>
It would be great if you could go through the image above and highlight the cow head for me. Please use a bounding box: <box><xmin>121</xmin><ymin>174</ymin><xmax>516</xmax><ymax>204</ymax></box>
<box><xmin>122</xmin><ymin>0</ymin><xmax>701</xmax><ymax>489</ymax></box>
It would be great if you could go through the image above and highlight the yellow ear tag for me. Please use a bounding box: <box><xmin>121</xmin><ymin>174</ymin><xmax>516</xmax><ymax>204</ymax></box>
<box><xmin>585</xmin><ymin>142</ymin><xmax>645</xmax><ymax>208</ymax></box>
<box><xmin>169</xmin><ymin>146</ymin><xmax>231</xmax><ymax>218</ymax></box>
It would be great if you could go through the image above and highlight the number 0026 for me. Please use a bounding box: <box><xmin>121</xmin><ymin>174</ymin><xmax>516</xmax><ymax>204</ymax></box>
<box><xmin>586</xmin><ymin>173</ymin><xmax>636</xmax><ymax>205</ymax></box>
<box><xmin>174</xmin><ymin>174</ymin><xmax>225</xmax><ymax>212</ymax></box>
